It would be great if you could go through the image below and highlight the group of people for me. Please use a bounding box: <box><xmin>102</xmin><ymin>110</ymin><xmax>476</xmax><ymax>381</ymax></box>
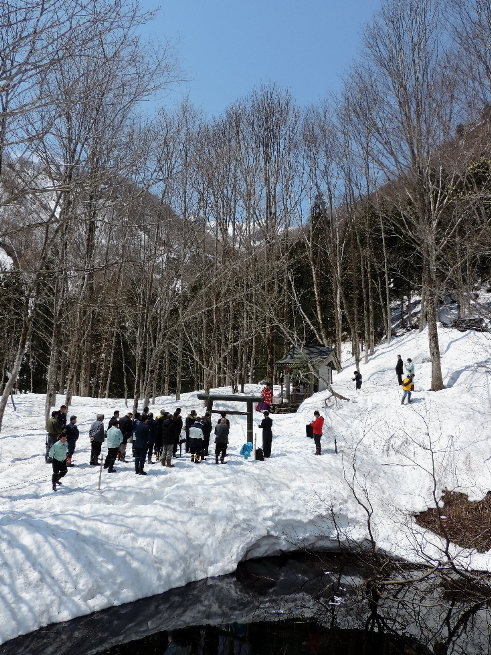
<box><xmin>45</xmin><ymin>404</ymin><xmax>275</xmax><ymax>491</ymax></box>
<box><xmin>349</xmin><ymin>356</ymin><xmax>416</xmax><ymax>404</ymax></box>
<box><xmin>396</xmin><ymin>355</ymin><xmax>415</xmax><ymax>404</ymax></box>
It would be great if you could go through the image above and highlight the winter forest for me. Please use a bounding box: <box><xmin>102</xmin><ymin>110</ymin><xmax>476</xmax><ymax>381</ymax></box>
<box><xmin>1</xmin><ymin>0</ymin><xmax>491</xmax><ymax>431</ymax></box>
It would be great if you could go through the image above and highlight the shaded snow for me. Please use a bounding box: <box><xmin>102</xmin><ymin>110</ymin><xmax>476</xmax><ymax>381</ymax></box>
<box><xmin>1</xmin><ymin>326</ymin><xmax>491</xmax><ymax>643</ymax></box>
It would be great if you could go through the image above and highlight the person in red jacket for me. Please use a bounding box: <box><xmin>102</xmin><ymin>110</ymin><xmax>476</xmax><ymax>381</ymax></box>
<box><xmin>310</xmin><ymin>410</ymin><xmax>324</xmax><ymax>455</ymax></box>
<box><xmin>257</xmin><ymin>382</ymin><xmax>273</xmax><ymax>411</ymax></box>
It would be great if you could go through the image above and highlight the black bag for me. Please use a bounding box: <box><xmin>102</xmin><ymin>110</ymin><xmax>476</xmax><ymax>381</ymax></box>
<box><xmin>255</xmin><ymin>448</ymin><xmax>264</xmax><ymax>461</ymax></box>
<box><xmin>306</xmin><ymin>424</ymin><xmax>313</xmax><ymax>439</ymax></box>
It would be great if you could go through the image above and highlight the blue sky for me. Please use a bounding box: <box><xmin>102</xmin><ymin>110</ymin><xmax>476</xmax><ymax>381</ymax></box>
<box><xmin>139</xmin><ymin>0</ymin><xmax>382</xmax><ymax>117</ymax></box>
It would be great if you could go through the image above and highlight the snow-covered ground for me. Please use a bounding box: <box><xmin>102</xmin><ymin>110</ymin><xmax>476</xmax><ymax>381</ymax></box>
<box><xmin>1</xmin><ymin>325</ymin><xmax>491</xmax><ymax>644</ymax></box>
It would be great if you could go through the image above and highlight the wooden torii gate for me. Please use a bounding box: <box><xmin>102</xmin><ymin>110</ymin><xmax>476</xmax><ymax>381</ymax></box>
<box><xmin>197</xmin><ymin>393</ymin><xmax>264</xmax><ymax>444</ymax></box>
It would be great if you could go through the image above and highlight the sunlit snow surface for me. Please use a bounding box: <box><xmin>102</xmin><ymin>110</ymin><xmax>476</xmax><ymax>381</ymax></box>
<box><xmin>1</xmin><ymin>326</ymin><xmax>491</xmax><ymax>643</ymax></box>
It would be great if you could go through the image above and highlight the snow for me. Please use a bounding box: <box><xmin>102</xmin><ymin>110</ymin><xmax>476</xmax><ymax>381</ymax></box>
<box><xmin>1</xmin><ymin>325</ymin><xmax>491</xmax><ymax>644</ymax></box>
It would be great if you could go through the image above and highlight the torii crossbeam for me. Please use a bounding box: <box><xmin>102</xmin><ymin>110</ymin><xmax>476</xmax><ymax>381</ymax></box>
<box><xmin>196</xmin><ymin>393</ymin><xmax>264</xmax><ymax>444</ymax></box>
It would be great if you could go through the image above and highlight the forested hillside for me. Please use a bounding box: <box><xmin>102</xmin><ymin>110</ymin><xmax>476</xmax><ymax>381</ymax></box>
<box><xmin>0</xmin><ymin>0</ymin><xmax>490</xmax><ymax>429</ymax></box>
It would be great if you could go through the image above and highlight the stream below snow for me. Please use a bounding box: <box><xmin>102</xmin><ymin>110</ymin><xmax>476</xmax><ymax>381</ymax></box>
<box><xmin>1</xmin><ymin>552</ymin><xmax>491</xmax><ymax>655</ymax></box>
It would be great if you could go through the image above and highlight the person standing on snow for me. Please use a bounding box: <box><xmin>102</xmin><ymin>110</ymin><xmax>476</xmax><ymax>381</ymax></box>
<box><xmin>89</xmin><ymin>414</ymin><xmax>105</xmax><ymax>465</ymax></box>
<box><xmin>146</xmin><ymin>412</ymin><xmax>157</xmax><ymax>464</ymax></box>
<box><xmin>214</xmin><ymin>418</ymin><xmax>229</xmax><ymax>464</ymax></box>
<box><xmin>310</xmin><ymin>410</ymin><xmax>324</xmax><ymax>455</ymax></box>
<box><xmin>134</xmin><ymin>414</ymin><xmax>150</xmax><ymax>475</ymax></box>
<box><xmin>57</xmin><ymin>404</ymin><xmax>68</xmax><ymax>430</ymax></box>
<box><xmin>45</xmin><ymin>410</ymin><xmax>62</xmax><ymax>463</ymax></box>
<box><xmin>257</xmin><ymin>382</ymin><xmax>273</xmax><ymax>411</ymax></box>
<box><xmin>65</xmin><ymin>415</ymin><xmax>79</xmax><ymax>467</ymax></box>
<box><xmin>401</xmin><ymin>374</ymin><xmax>414</xmax><ymax>404</ymax></box>
<box><xmin>185</xmin><ymin>410</ymin><xmax>197</xmax><ymax>453</ymax></box>
<box><xmin>405</xmin><ymin>358</ymin><xmax>415</xmax><ymax>377</ymax></box>
<box><xmin>395</xmin><ymin>355</ymin><xmax>404</xmax><ymax>385</ymax></box>
<box><xmin>160</xmin><ymin>413</ymin><xmax>177</xmax><ymax>468</ymax></box>
<box><xmin>49</xmin><ymin>433</ymin><xmax>68</xmax><ymax>491</ymax></box>
<box><xmin>104</xmin><ymin>420</ymin><xmax>123</xmax><ymax>472</ymax></box>
<box><xmin>173</xmin><ymin>408</ymin><xmax>183</xmax><ymax>457</ymax></box>
<box><xmin>352</xmin><ymin>371</ymin><xmax>362</xmax><ymax>390</ymax></box>
<box><xmin>118</xmin><ymin>411</ymin><xmax>133</xmax><ymax>462</ymax></box>
<box><xmin>259</xmin><ymin>411</ymin><xmax>273</xmax><ymax>458</ymax></box>
<box><xmin>189</xmin><ymin>417</ymin><xmax>204</xmax><ymax>463</ymax></box>
<box><xmin>201</xmin><ymin>412</ymin><xmax>212</xmax><ymax>456</ymax></box>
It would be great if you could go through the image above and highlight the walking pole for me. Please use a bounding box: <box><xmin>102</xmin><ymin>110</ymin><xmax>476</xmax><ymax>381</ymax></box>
<box><xmin>253</xmin><ymin>430</ymin><xmax>257</xmax><ymax>460</ymax></box>
<box><xmin>334</xmin><ymin>437</ymin><xmax>338</xmax><ymax>454</ymax></box>
<box><xmin>98</xmin><ymin>452</ymin><xmax>104</xmax><ymax>490</ymax></box>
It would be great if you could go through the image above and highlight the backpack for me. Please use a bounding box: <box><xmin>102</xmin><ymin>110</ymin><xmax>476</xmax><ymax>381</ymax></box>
<box><xmin>255</xmin><ymin>448</ymin><xmax>264</xmax><ymax>461</ymax></box>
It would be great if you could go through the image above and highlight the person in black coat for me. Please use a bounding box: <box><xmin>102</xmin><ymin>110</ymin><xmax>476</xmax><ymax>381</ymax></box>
<box><xmin>173</xmin><ymin>408</ymin><xmax>183</xmax><ymax>456</ymax></box>
<box><xmin>352</xmin><ymin>371</ymin><xmax>362</xmax><ymax>390</ymax></box>
<box><xmin>65</xmin><ymin>415</ymin><xmax>79</xmax><ymax>466</ymax></box>
<box><xmin>134</xmin><ymin>414</ymin><xmax>149</xmax><ymax>475</ymax></box>
<box><xmin>118</xmin><ymin>411</ymin><xmax>133</xmax><ymax>462</ymax></box>
<box><xmin>259</xmin><ymin>411</ymin><xmax>273</xmax><ymax>458</ymax></box>
<box><xmin>395</xmin><ymin>355</ymin><xmax>404</xmax><ymax>385</ymax></box>
<box><xmin>201</xmin><ymin>412</ymin><xmax>212</xmax><ymax>457</ymax></box>
<box><xmin>161</xmin><ymin>413</ymin><xmax>178</xmax><ymax>468</ymax></box>
<box><xmin>146</xmin><ymin>413</ymin><xmax>158</xmax><ymax>463</ymax></box>
<box><xmin>185</xmin><ymin>410</ymin><xmax>197</xmax><ymax>453</ymax></box>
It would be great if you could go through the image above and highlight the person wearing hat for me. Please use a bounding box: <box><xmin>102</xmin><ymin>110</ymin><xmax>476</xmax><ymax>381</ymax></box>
<box><xmin>352</xmin><ymin>371</ymin><xmax>362</xmax><ymax>390</ymax></box>
<box><xmin>259</xmin><ymin>411</ymin><xmax>273</xmax><ymax>458</ymax></box>
<box><xmin>185</xmin><ymin>410</ymin><xmax>197</xmax><ymax>453</ymax></box>
<box><xmin>65</xmin><ymin>415</ymin><xmax>79</xmax><ymax>467</ymax></box>
<box><xmin>189</xmin><ymin>416</ymin><xmax>204</xmax><ymax>463</ymax></box>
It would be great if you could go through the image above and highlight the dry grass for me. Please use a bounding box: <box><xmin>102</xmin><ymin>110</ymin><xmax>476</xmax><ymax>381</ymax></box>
<box><xmin>416</xmin><ymin>489</ymin><xmax>491</xmax><ymax>553</ymax></box>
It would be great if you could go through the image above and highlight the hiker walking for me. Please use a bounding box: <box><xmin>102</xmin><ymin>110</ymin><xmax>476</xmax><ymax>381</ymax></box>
<box><xmin>395</xmin><ymin>355</ymin><xmax>404</xmax><ymax>385</ymax></box>
<box><xmin>405</xmin><ymin>358</ymin><xmax>415</xmax><ymax>377</ymax></box>
<box><xmin>401</xmin><ymin>374</ymin><xmax>414</xmax><ymax>404</ymax></box>
<box><xmin>352</xmin><ymin>371</ymin><xmax>362</xmax><ymax>390</ymax></box>
<box><xmin>310</xmin><ymin>410</ymin><xmax>324</xmax><ymax>455</ymax></box>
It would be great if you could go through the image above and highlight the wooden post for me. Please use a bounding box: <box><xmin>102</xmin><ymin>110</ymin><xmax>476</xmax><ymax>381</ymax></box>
<box><xmin>246</xmin><ymin>400</ymin><xmax>253</xmax><ymax>443</ymax></box>
<box><xmin>98</xmin><ymin>452</ymin><xmax>103</xmax><ymax>490</ymax></box>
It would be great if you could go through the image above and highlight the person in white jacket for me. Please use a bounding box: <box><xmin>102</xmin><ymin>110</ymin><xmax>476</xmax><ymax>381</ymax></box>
<box><xmin>104</xmin><ymin>420</ymin><xmax>123</xmax><ymax>473</ymax></box>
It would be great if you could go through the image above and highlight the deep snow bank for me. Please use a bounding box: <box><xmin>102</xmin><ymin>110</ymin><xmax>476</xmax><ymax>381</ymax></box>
<box><xmin>0</xmin><ymin>326</ymin><xmax>491</xmax><ymax>643</ymax></box>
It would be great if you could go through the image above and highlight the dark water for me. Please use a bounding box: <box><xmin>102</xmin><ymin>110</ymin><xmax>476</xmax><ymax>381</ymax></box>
<box><xmin>1</xmin><ymin>552</ymin><xmax>490</xmax><ymax>655</ymax></box>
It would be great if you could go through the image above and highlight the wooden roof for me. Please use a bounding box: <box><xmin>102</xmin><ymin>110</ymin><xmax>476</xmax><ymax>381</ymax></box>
<box><xmin>276</xmin><ymin>345</ymin><xmax>337</xmax><ymax>368</ymax></box>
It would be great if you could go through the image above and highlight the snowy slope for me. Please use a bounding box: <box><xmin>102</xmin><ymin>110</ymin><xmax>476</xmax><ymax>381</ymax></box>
<box><xmin>1</xmin><ymin>326</ymin><xmax>491</xmax><ymax>644</ymax></box>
